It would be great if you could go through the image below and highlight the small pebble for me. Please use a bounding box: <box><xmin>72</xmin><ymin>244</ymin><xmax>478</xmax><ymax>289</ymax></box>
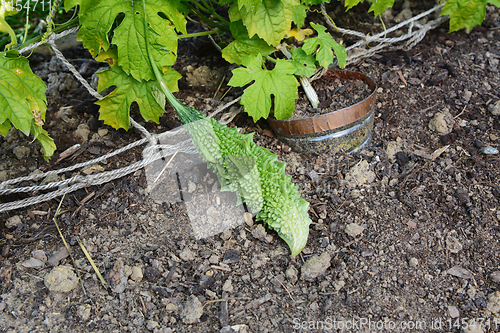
<box><xmin>345</xmin><ymin>223</ymin><xmax>365</xmax><ymax>237</ymax></box>
<box><xmin>487</xmin><ymin>291</ymin><xmax>500</xmax><ymax>314</ymax></box>
<box><xmin>77</xmin><ymin>304</ymin><xmax>91</xmax><ymax>321</ymax></box>
<box><xmin>481</xmin><ymin>146</ymin><xmax>498</xmax><ymax>155</ymax></box>
<box><xmin>44</xmin><ymin>265</ymin><xmax>79</xmax><ymax>292</ymax></box>
<box><xmin>307</xmin><ymin>170</ymin><xmax>320</xmax><ymax>183</ymax></box>
<box><xmin>180</xmin><ymin>295</ymin><xmax>203</xmax><ymax>324</ymax></box>
<box><xmin>488</xmin><ymin>100</ymin><xmax>500</xmax><ymax>116</ymax></box>
<box><xmin>107</xmin><ymin>259</ymin><xmax>127</xmax><ymax>293</ymax></box>
<box><xmin>285</xmin><ymin>265</ymin><xmax>298</xmax><ymax>284</ymax></box>
<box><xmin>130</xmin><ymin>266</ymin><xmax>143</xmax><ymax>282</ymax></box>
<box><xmin>448</xmin><ymin>305</ymin><xmax>459</xmax><ymax>318</ymax></box>
<box><xmin>5</xmin><ymin>215</ymin><xmax>22</xmax><ymax>228</ymax></box>
<box><xmin>223</xmin><ymin>249</ymin><xmax>240</xmax><ymax>264</ymax></box>
<box><xmin>320</xmin><ymin>237</ymin><xmax>329</xmax><ymax>248</ymax></box>
<box><xmin>32</xmin><ymin>250</ymin><xmax>47</xmax><ymax>262</ymax></box>
<box><xmin>301</xmin><ymin>252</ymin><xmax>331</xmax><ymax>281</ymax></box>
<box><xmin>491</xmin><ymin>271</ymin><xmax>500</xmax><ymax>283</ymax></box>
<box><xmin>409</xmin><ymin>257</ymin><xmax>418</xmax><ymax>267</ymax></box>
<box><xmin>473</xmin><ymin>139</ymin><xmax>484</xmax><ymax>148</ymax></box>
<box><xmin>98</xmin><ymin>128</ymin><xmax>108</xmax><ymax>137</ymax></box>
<box><xmin>179</xmin><ymin>247</ymin><xmax>196</xmax><ymax>261</ymax></box>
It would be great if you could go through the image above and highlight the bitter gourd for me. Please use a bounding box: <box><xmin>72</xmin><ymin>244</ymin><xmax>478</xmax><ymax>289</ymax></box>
<box><xmin>142</xmin><ymin>0</ymin><xmax>311</xmax><ymax>257</ymax></box>
<box><xmin>182</xmin><ymin>114</ymin><xmax>311</xmax><ymax>257</ymax></box>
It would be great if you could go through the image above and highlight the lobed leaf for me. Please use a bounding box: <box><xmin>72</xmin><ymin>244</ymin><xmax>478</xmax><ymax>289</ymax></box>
<box><xmin>0</xmin><ymin>53</ymin><xmax>55</xmax><ymax>160</ymax></box>
<box><xmin>31</xmin><ymin>123</ymin><xmax>56</xmax><ymax>160</ymax></box>
<box><xmin>228</xmin><ymin>54</ymin><xmax>299</xmax><ymax>121</ymax></box>
<box><xmin>74</xmin><ymin>0</ymin><xmax>186</xmax><ymax>81</ymax></box>
<box><xmin>440</xmin><ymin>0</ymin><xmax>495</xmax><ymax>32</ymax></box>
<box><xmin>343</xmin><ymin>0</ymin><xmax>365</xmax><ymax>11</ymax></box>
<box><xmin>289</xmin><ymin>47</ymin><xmax>316</xmax><ymax>77</ymax></box>
<box><xmin>302</xmin><ymin>23</ymin><xmax>347</xmax><ymax>68</ymax></box>
<box><xmin>229</xmin><ymin>0</ymin><xmax>297</xmax><ymax>46</ymax></box>
<box><xmin>368</xmin><ymin>0</ymin><xmax>394</xmax><ymax>17</ymax></box>
<box><xmin>342</xmin><ymin>0</ymin><xmax>394</xmax><ymax>17</ymax></box>
<box><xmin>95</xmin><ymin>49</ymin><xmax>181</xmax><ymax>129</ymax></box>
<box><xmin>221</xmin><ymin>20</ymin><xmax>275</xmax><ymax>65</ymax></box>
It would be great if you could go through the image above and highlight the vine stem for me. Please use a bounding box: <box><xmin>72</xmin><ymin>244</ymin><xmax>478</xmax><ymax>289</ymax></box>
<box><xmin>179</xmin><ymin>29</ymin><xmax>221</xmax><ymax>39</ymax></box>
<box><xmin>188</xmin><ymin>3</ymin><xmax>229</xmax><ymax>32</ymax></box>
<box><xmin>0</xmin><ymin>16</ymin><xmax>17</xmax><ymax>49</ymax></box>
<box><xmin>142</xmin><ymin>0</ymin><xmax>184</xmax><ymax>112</ymax></box>
<box><xmin>198</xmin><ymin>0</ymin><xmax>230</xmax><ymax>26</ymax></box>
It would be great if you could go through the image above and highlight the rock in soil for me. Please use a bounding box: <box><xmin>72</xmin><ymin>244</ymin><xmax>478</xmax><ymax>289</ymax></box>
<box><xmin>44</xmin><ymin>265</ymin><xmax>79</xmax><ymax>292</ymax></box>
<box><xmin>428</xmin><ymin>109</ymin><xmax>454</xmax><ymax>135</ymax></box>
<box><xmin>481</xmin><ymin>146</ymin><xmax>499</xmax><ymax>155</ymax></box>
<box><xmin>491</xmin><ymin>271</ymin><xmax>500</xmax><ymax>283</ymax></box>
<box><xmin>130</xmin><ymin>266</ymin><xmax>143</xmax><ymax>282</ymax></box>
<box><xmin>179</xmin><ymin>295</ymin><xmax>203</xmax><ymax>324</ymax></box>
<box><xmin>5</xmin><ymin>215</ymin><xmax>22</xmax><ymax>228</ymax></box>
<box><xmin>179</xmin><ymin>247</ymin><xmax>196</xmax><ymax>261</ymax></box>
<box><xmin>13</xmin><ymin>146</ymin><xmax>30</xmax><ymax>159</ymax></box>
<box><xmin>345</xmin><ymin>160</ymin><xmax>376</xmax><ymax>187</ymax></box>
<box><xmin>345</xmin><ymin>223</ymin><xmax>365</xmax><ymax>237</ymax></box>
<box><xmin>285</xmin><ymin>265</ymin><xmax>298</xmax><ymax>284</ymax></box>
<box><xmin>487</xmin><ymin>291</ymin><xmax>500</xmax><ymax>314</ymax></box>
<box><xmin>489</xmin><ymin>100</ymin><xmax>500</xmax><ymax>116</ymax></box>
<box><xmin>448</xmin><ymin>305</ymin><xmax>459</xmax><ymax>318</ymax></box>
<box><xmin>301</xmin><ymin>252</ymin><xmax>331</xmax><ymax>281</ymax></box>
<box><xmin>107</xmin><ymin>259</ymin><xmax>128</xmax><ymax>293</ymax></box>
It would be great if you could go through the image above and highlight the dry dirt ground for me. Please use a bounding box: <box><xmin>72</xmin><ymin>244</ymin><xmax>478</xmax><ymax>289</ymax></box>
<box><xmin>1</xmin><ymin>3</ymin><xmax>500</xmax><ymax>333</ymax></box>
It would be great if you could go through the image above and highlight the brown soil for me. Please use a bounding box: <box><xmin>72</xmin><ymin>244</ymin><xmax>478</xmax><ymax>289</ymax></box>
<box><xmin>1</xmin><ymin>3</ymin><xmax>500</xmax><ymax>333</ymax></box>
<box><xmin>293</xmin><ymin>74</ymin><xmax>373</xmax><ymax>119</ymax></box>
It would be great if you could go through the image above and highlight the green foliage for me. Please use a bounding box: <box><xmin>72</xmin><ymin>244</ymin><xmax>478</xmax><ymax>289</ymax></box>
<box><xmin>342</xmin><ymin>0</ymin><xmax>394</xmax><ymax>16</ymax></box>
<box><xmin>0</xmin><ymin>52</ymin><xmax>55</xmax><ymax>160</ymax></box>
<box><xmin>228</xmin><ymin>54</ymin><xmax>299</xmax><ymax>121</ymax></box>
<box><xmin>228</xmin><ymin>0</ymin><xmax>298</xmax><ymax>46</ymax></box>
<box><xmin>66</xmin><ymin>0</ymin><xmax>186</xmax><ymax>81</ymax></box>
<box><xmin>94</xmin><ymin>48</ymin><xmax>181</xmax><ymax>130</ymax></box>
<box><xmin>289</xmin><ymin>47</ymin><xmax>317</xmax><ymax>77</ymax></box>
<box><xmin>302</xmin><ymin>23</ymin><xmax>347</xmax><ymax>68</ymax></box>
<box><xmin>221</xmin><ymin>20</ymin><xmax>275</xmax><ymax>64</ymax></box>
<box><xmin>440</xmin><ymin>0</ymin><xmax>499</xmax><ymax>32</ymax></box>
<box><xmin>1</xmin><ymin>0</ymin><xmax>497</xmax><ymax>162</ymax></box>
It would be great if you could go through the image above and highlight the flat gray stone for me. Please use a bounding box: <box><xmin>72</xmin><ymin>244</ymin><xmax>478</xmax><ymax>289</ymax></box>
<box><xmin>345</xmin><ymin>223</ymin><xmax>365</xmax><ymax>238</ymax></box>
<box><xmin>179</xmin><ymin>295</ymin><xmax>203</xmax><ymax>324</ymax></box>
<box><xmin>301</xmin><ymin>252</ymin><xmax>331</xmax><ymax>281</ymax></box>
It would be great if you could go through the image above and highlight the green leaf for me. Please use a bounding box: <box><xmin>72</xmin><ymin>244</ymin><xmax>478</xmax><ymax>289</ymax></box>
<box><xmin>368</xmin><ymin>0</ymin><xmax>394</xmax><ymax>17</ymax></box>
<box><xmin>237</xmin><ymin>0</ymin><xmax>261</xmax><ymax>10</ymax></box>
<box><xmin>0</xmin><ymin>120</ymin><xmax>11</xmax><ymax>136</ymax></box>
<box><xmin>302</xmin><ymin>23</ymin><xmax>347</xmax><ymax>68</ymax></box>
<box><xmin>76</xmin><ymin>0</ymin><xmax>186</xmax><ymax>81</ymax></box>
<box><xmin>64</xmin><ymin>0</ymin><xmax>101</xmax><ymax>14</ymax></box>
<box><xmin>440</xmin><ymin>0</ymin><xmax>489</xmax><ymax>33</ymax></box>
<box><xmin>221</xmin><ymin>20</ymin><xmax>275</xmax><ymax>65</ymax></box>
<box><xmin>95</xmin><ymin>61</ymin><xmax>181</xmax><ymax>130</ymax></box>
<box><xmin>0</xmin><ymin>54</ymin><xmax>47</xmax><ymax>136</ymax></box>
<box><xmin>31</xmin><ymin>123</ymin><xmax>56</xmax><ymax>161</ymax></box>
<box><xmin>292</xmin><ymin>4</ymin><xmax>308</xmax><ymax>27</ymax></box>
<box><xmin>489</xmin><ymin>0</ymin><xmax>500</xmax><ymax>6</ymax></box>
<box><xmin>228</xmin><ymin>54</ymin><xmax>299</xmax><ymax>121</ymax></box>
<box><xmin>229</xmin><ymin>0</ymin><xmax>297</xmax><ymax>46</ymax></box>
<box><xmin>301</xmin><ymin>0</ymin><xmax>329</xmax><ymax>5</ymax></box>
<box><xmin>290</xmin><ymin>47</ymin><xmax>316</xmax><ymax>77</ymax></box>
<box><xmin>343</xmin><ymin>0</ymin><xmax>365</xmax><ymax>11</ymax></box>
